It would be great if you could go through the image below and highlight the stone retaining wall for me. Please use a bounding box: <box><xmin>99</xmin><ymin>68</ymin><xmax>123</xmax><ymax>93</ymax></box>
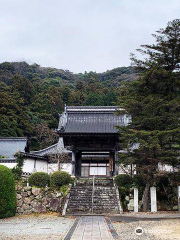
<box><xmin>16</xmin><ymin>185</ymin><xmax>66</xmax><ymax>215</ymax></box>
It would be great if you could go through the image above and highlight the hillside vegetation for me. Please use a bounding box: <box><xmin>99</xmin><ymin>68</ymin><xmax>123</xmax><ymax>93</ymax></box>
<box><xmin>0</xmin><ymin>61</ymin><xmax>138</xmax><ymax>149</ymax></box>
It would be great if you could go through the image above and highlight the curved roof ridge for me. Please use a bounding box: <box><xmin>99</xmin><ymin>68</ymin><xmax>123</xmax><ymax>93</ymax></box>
<box><xmin>66</xmin><ymin>106</ymin><xmax>124</xmax><ymax>113</ymax></box>
<box><xmin>31</xmin><ymin>143</ymin><xmax>58</xmax><ymax>154</ymax></box>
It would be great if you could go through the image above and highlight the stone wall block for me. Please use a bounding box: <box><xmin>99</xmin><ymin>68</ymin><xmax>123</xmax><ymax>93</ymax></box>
<box><xmin>24</xmin><ymin>197</ymin><xmax>31</xmax><ymax>205</ymax></box>
<box><xmin>21</xmin><ymin>192</ymin><xmax>28</xmax><ymax>197</ymax></box>
<box><xmin>32</xmin><ymin>188</ymin><xmax>41</xmax><ymax>196</ymax></box>
<box><xmin>17</xmin><ymin>194</ymin><xmax>22</xmax><ymax>200</ymax></box>
<box><xmin>16</xmin><ymin>186</ymin><xmax>66</xmax><ymax>215</ymax></box>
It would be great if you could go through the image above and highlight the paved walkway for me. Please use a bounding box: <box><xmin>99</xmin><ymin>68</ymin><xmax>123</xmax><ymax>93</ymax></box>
<box><xmin>70</xmin><ymin>216</ymin><xmax>113</xmax><ymax>240</ymax></box>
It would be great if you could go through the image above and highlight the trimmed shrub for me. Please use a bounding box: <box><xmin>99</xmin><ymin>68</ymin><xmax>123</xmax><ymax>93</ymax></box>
<box><xmin>28</xmin><ymin>172</ymin><xmax>50</xmax><ymax>188</ymax></box>
<box><xmin>50</xmin><ymin>171</ymin><xmax>71</xmax><ymax>188</ymax></box>
<box><xmin>114</xmin><ymin>174</ymin><xmax>132</xmax><ymax>189</ymax></box>
<box><xmin>0</xmin><ymin>165</ymin><xmax>17</xmax><ymax>218</ymax></box>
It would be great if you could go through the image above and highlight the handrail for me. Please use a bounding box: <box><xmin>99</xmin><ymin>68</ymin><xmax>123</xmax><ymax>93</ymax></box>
<box><xmin>92</xmin><ymin>175</ymin><xmax>95</xmax><ymax>213</ymax></box>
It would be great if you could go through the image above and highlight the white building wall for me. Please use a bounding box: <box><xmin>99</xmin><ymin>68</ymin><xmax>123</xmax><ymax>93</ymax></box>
<box><xmin>23</xmin><ymin>159</ymin><xmax>35</xmax><ymax>173</ymax></box>
<box><xmin>48</xmin><ymin>163</ymin><xmax>72</xmax><ymax>174</ymax></box>
<box><xmin>23</xmin><ymin>159</ymin><xmax>48</xmax><ymax>173</ymax></box>
<box><xmin>118</xmin><ymin>164</ymin><xmax>136</xmax><ymax>175</ymax></box>
<box><xmin>158</xmin><ymin>163</ymin><xmax>177</xmax><ymax>172</ymax></box>
<box><xmin>0</xmin><ymin>162</ymin><xmax>16</xmax><ymax>169</ymax></box>
<box><xmin>35</xmin><ymin>160</ymin><xmax>48</xmax><ymax>172</ymax></box>
<box><xmin>60</xmin><ymin>163</ymin><xmax>72</xmax><ymax>174</ymax></box>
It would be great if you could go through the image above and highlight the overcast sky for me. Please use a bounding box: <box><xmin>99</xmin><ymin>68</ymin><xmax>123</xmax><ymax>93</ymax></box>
<box><xmin>0</xmin><ymin>0</ymin><xmax>180</xmax><ymax>73</ymax></box>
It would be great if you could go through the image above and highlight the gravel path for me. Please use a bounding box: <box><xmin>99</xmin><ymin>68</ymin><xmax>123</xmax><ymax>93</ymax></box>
<box><xmin>0</xmin><ymin>214</ymin><xmax>75</xmax><ymax>240</ymax></box>
<box><xmin>113</xmin><ymin>219</ymin><xmax>180</xmax><ymax>240</ymax></box>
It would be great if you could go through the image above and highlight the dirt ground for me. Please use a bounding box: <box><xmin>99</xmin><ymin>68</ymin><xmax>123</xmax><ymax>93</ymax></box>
<box><xmin>113</xmin><ymin>219</ymin><xmax>180</xmax><ymax>240</ymax></box>
<box><xmin>0</xmin><ymin>213</ymin><xmax>75</xmax><ymax>240</ymax></box>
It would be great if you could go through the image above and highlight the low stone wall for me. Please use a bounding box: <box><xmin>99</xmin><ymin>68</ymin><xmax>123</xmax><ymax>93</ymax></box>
<box><xmin>16</xmin><ymin>185</ymin><xmax>66</xmax><ymax>215</ymax></box>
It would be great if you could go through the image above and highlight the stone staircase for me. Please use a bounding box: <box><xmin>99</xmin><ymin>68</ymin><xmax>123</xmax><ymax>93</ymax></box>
<box><xmin>66</xmin><ymin>178</ymin><xmax>120</xmax><ymax>214</ymax></box>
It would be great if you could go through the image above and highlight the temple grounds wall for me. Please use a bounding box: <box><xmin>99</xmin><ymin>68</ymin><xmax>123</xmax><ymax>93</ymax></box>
<box><xmin>16</xmin><ymin>184</ymin><xmax>67</xmax><ymax>215</ymax></box>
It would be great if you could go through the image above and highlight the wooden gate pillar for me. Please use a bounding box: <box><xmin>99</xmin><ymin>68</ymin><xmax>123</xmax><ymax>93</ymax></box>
<box><xmin>109</xmin><ymin>151</ymin><xmax>115</xmax><ymax>176</ymax></box>
<box><xmin>75</xmin><ymin>151</ymin><xmax>82</xmax><ymax>177</ymax></box>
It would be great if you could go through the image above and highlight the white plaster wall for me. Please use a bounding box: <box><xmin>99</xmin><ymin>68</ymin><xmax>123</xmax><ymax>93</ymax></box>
<box><xmin>23</xmin><ymin>159</ymin><xmax>48</xmax><ymax>173</ymax></box>
<box><xmin>0</xmin><ymin>162</ymin><xmax>16</xmax><ymax>169</ymax></box>
<box><xmin>48</xmin><ymin>163</ymin><xmax>72</xmax><ymax>174</ymax></box>
<box><xmin>48</xmin><ymin>163</ymin><xmax>58</xmax><ymax>173</ymax></box>
<box><xmin>60</xmin><ymin>163</ymin><xmax>72</xmax><ymax>174</ymax></box>
<box><xmin>35</xmin><ymin>160</ymin><xmax>48</xmax><ymax>172</ymax></box>
<box><xmin>118</xmin><ymin>164</ymin><xmax>136</xmax><ymax>175</ymax></box>
<box><xmin>158</xmin><ymin>163</ymin><xmax>176</xmax><ymax>172</ymax></box>
<box><xmin>23</xmin><ymin>159</ymin><xmax>35</xmax><ymax>173</ymax></box>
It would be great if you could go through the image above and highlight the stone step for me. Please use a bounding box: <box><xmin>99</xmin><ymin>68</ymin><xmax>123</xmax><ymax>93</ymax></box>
<box><xmin>75</xmin><ymin>178</ymin><xmax>114</xmax><ymax>187</ymax></box>
<box><xmin>66</xmin><ymin>177</ymin><xmax>119</xmax><ymax>214</ymax></box>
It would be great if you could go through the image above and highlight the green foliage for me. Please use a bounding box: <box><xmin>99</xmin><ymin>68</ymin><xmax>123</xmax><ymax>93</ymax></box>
<box><xmin>28</xmin><ymin>172</ymin><xmax>50</xmax><ymax>188</ymax></box>
<box><xmin>118</xmin><ymin>19</ymin><xmax>180</xmax><ymax>211</ymax></box>
<box><xmin>132</xmin><ymin>174</ymin><xmax>146</xmax><ymax>188</ymax></box>
<box><xmin>114</xmin><ymin>174</ymin><xmax>132</xmax><ymax>189</ymax></box>
<box><xmin>0</xmin><ymin>61</ymin><xmax>137</xmax><ymax>150</ymax></box>
<box><xmin>59</xmin><ymin>185</ymin><xmax>69</xmax><ymax>196</ymax></box>
<box><xmin>174</xmin><ymin>172</ymin><xmax>180</xmax><ymax>184</ymax></box>
<box><xmin>11</xmin><ymin>152</ymin><xmax>24</xmax><ymax>180</ymax></box>
<box><xmin>0</xmin><ymin>165</ymin><xmax>17</xmax><ymax>219</ymax></box>
<box><xmin>50</xmin><ymin>171</ymin><xmax>71</xmax><ymax>188</ymax></box>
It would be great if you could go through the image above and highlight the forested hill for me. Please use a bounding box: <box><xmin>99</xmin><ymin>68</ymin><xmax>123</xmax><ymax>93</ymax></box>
<box><xmin>0</xmin><ymin>61</ymin><xmax>138</xmax><ymax>87</ymax></box>
<box><xmin>0</xmin><ymin>61</ymin><xmax>138</xmax><ymax>150</ymax></box>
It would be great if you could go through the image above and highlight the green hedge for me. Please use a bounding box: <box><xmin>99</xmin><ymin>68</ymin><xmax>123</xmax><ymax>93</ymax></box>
<box><xmin>50</xmin><ymin>171</ymin><xmax>71</xmax><ymax>188</ymax></box>
<box><xmin>0</xmin><ymin>165</ymin><xmax>17</xmax><ymax>218</ymax></box>
<box><xmin>114</xmin><ymin>174</ymin><xmax>132</xmax><ymax>189</ymax></box>
<box><xmin>28</xmin><ymin>172</ymin><xmax>50</xmax><ymax>188</ymax></box>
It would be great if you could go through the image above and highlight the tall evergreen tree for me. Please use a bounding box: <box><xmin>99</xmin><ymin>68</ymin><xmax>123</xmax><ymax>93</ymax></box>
<box><xmin>118</xmin><ymin>19</ymin><xmax>180</xmax><ymax>211</ymax></box>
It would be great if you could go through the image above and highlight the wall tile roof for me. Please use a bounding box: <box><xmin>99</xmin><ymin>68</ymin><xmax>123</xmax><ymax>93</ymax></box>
<box><xmin>0</xmin><ymin>137</ymin><xmax>27</xmax><ymax>159</ymax></box>
<box><xmin>31</xmin><ymin>138</ymin><xmax>70</xmax><ymax>156</ymax></box>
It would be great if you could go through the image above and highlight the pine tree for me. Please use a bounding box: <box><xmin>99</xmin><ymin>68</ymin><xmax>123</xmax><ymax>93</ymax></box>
<box><xmin>118</xmin><ymin>19</ymin><xmax>180</xmax><ymax>211</ymax></box>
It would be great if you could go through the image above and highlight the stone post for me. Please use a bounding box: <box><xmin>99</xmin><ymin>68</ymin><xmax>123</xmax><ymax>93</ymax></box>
<box><xmin>150</xmin><ymin>187</ymin><xmax>157</xmax><ymax>212</ymax></box>
<box><xmin>134</xmin><ymin>188</ymin><xmax>138</xmax><ymax>212</ymax></box>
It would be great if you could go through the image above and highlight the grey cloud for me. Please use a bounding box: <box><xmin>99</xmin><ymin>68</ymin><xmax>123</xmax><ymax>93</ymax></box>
<box><xmin>0</xmin><ymin>0</ymin><xmax>180</xmax><ymax>73</ymax></box>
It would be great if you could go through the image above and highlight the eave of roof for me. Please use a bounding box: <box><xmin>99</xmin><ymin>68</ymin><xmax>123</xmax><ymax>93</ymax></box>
<box><xmin>0</xmin><ymin>137</ymin><xmax>27</xmax><ymax>140</ymax></box>
<box><xmin>21</xmin><ymin>152</ymin><xmax>48</xmax><ymax>160</ymax></box>
<box><xmin>0</xmin><ymin>158</ymin><xmax>16</xmax><ymax>163</ymax></box>
<box><xmin>58</xmin><ymin>132</ymin><xmax>119</xmax><ymax>136</ymax></box>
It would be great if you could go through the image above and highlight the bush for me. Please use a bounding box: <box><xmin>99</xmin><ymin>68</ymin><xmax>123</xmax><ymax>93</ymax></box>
<box><xmin>0</xmin><ymin>165</ymin><xmax>17</xmax><ymax>218</ymax></box>
<box><xmin>132</xmin><ymin>174</ymin><xmax>146</xmax><ymax>188</ymax></box>
<box><xmin>11</xmin><ymin>152</ymin><xmax>24</xmax><ymax>180</ymax></box>
<box><xmin>11</xmin><ymin>167</ymin><xmax>23</xmax><ymax>181</ymax></box>
<box><xmin>50</xmin><ymin>171</ymin><xmax>71</xmax><ymax>188</ymax></box>
<box><xmin>28</xmin><ymin>172</ymin><xmax>50</xmax><ymax>188</ymax></box>
<box><xmin>174</xmin><ymin>172</ymin><xmax>180</xmax><ymax>184</ymax></box>
<box><xmin>114</xmin><ymin>174</ymin><xmax>132</xmax><ymax>189</ymax></box>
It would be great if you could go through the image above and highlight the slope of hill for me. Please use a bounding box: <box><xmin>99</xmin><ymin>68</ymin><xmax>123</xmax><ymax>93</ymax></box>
<box><xmin>0</xmin><ymin>61</ymin><xmax>139</xmax><ymax>149</ymax></box>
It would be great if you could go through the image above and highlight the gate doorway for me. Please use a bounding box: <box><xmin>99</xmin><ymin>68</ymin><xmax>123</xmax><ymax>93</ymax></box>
<box><xmin>81</xmin><ymin>162</ymin><xmax>110</xmax><ymax>177</ymax></box>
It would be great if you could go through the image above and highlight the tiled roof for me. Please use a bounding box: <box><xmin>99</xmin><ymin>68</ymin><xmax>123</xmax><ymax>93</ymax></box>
<box><xmin>31</xmin><ymin>138</ymin><xmax>70</xmax><ymax>156</ymax></box>
<box><xmin>58</xmin><ymin>106</ymin><xmax>129</xmax><ymax>134</ymax></box>
<box><xmin>0</xmin><ymin>137</ymin><xmax>27</xmax><ymax>159</ymax></box>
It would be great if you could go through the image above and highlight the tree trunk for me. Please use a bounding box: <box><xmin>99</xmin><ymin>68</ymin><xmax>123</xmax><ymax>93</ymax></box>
<box><xmin>58</xmin><ymin>158</ymin><xmax>60</xmax><ymax>171</ymax></box>
<box><xmin>141</xmin><ymin>181</ymin><xmax>150</xmax><ymax>211</ymax></box>
<box><xmin>162</xmin><ymin>182</ymin><xmax>173</xmax><ymax>210</ymax></box>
